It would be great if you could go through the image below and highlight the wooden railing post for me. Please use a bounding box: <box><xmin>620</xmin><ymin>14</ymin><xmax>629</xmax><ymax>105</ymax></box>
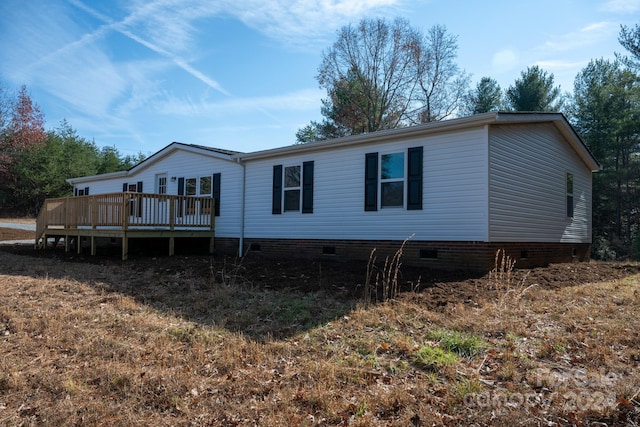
<box><xmin>210</xmin><ymin>199</ymin><xmax>215</xmax><ymax>231</ymax></box>
<box><xmin>64</xmin><ymin>197</ymin><xmax>69</xmax><ymax>229</ymax></box>
<box><xmin>169</xmin><ymin>197</ymin><xmax>175</xmax><ymax>231</ymax></box>
<box><xmin>35</xmin><ymin>200</ymin><xmax>47</xmax><ymax>249</ymax></box>
<box><xmin>91</xmin><ymin>195</ymin><xmax>97</xmax><ymax>229</ymax></box>
<box><xmin>209</xmin><ymin>198</ymin><xmax>215</xmax><ymax>254</ymax></box>
<box><xmin>122</xmin><ymin>193</ymin><xmax>129</xmax><ymax>231</ymax></box>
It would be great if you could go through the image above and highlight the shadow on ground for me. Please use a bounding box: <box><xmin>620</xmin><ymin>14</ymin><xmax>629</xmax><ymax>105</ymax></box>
<box><xmin>3</xmin><ymin>242</ymin><xmax>640</xmax><ymax>342</ymax></box>
<box><xmin>0</xmin><ymin>241</ymin><xmax>480</xmax><ymax>342</ymax></box>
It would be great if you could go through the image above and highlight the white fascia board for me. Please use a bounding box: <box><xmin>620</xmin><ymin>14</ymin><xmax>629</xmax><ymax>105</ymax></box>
<box><xmin>66</xmin><ymin>142</ymin><xmax>237</xmax><ymax>185</ymax></box>
<box><xmin>235</xmin><ymin>113</ymin><xmax>500</xmax><ymax>162</ymax></box>
<box><xmin>128</xmin><ymin>142</ymin><xmax>237</xmax><ymax>175</ymax></box>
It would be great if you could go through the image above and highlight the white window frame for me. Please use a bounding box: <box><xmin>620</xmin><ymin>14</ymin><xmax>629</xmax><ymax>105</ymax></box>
<box><xmin>183</xmin><ymin>175</ymin><xmax>213</xmax><ymax>196</ymax></box>
<box><xmin>283</xmin><ymin>165</ymin><xmax>301</xmax><ymax>212</ymax></box>
<box><xmin>566</xmin><ymin>172</ymin><xmax>574</xmax><ymax>218</ymax></box>
<box><xmin>199</xmin><ymin>176</ymin><xmax>212</xmax><ymax>196</ymax></box>
<box><xmin>379</xmin><ymin>152</ymin><xmax>405</xmax><ymax>208</ymax></box>
<box><xmin>185</xmin><ymin>177</ymin><xmax>197</xmax><ymax>196</ymax></box>
<box><xmin>156</xmin><ymin>173</ymin><xmax>167</xmax><ymax>195</ymax></box>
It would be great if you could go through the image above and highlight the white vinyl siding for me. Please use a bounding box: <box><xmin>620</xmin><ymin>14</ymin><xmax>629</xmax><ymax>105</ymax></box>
<box><xmin>72</xmin><ymin>149</ymin><xmax>243</xmax><ymax>238</ymax></box>
<box><xmin>69</xmin><ymin>115</ymin><xmax>596</xmax><ymax>251</ymax></box>
<box><xmin>488</xmin><ymin>123</ymin><xmax>592</xmax><ymax>243</ymax></box>
<box><xmin>244</xmin><ymin>128</ymin><xmax>489</xmax><ymax>242</ymax></box>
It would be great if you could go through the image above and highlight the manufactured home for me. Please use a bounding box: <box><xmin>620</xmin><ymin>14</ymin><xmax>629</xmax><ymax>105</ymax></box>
<box><xmin>39</xmin><ymin>112</ymin><xmax>599</xmax><ymax>270</ymax></box>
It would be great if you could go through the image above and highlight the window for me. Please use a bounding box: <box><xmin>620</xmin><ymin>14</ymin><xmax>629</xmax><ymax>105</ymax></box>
<box><xmin>365</xmin><ymin>148</ymin><xmax>422</xmax><ymax>211</ymax></box>
<box><xmin>156</xmin><ymin>174</ymin><xmax>167</xmax><ymax>194</ymax></box>
<box><xmin>284</xmin><ymin>166</ymin><xmax>301</xmax><ymax>211</ymax></box>
<box><xmin>200</xmin><ymin>176</ymin><xmax>211</xmax><ymax>195</ymax></box>
<box><xmin>185</xmin><ymin>178</ymin><xmax>197</xmax><ymax>196</ymax></box>
<box><xmin>122</xmin><ymin>182</ymin><xmax>143</xmax><ymax>217</ymax></box>
<box><xmin>177</xmin><ymin>174</ymin><xmax>221</xmax><ymax>216</ymax></box>
<box><xmin>123</xmin><ymin>182</ymin><xmax>143</xmax><ymax>193</ymax></box>
<box><xmin>184</xmin><ymin>178</ymin><xmax>197</xmax><ymax>214</ymax></box>
<box><xmin>272</xmin><ymin>162</ymin><xmax>314</xmax><ymax>214</ymax></box>
<box><xmin>380</xmin><ymin>153</ymin><xmax>404</xmax><ymax>207</ymax></box>
<box><xmin>182</xmin><ymin>176</ymin><xmax>213</xmax><ymax>196</ymax></box>
<box><xmin>566</xmin><ymin>173</ymin><xmax>574</xmax><ymax>218</ymax></box>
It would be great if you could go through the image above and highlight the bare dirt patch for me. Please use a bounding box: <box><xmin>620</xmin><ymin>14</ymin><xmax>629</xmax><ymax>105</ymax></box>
<box><xmin>0</xmin><ymin>245</ymin><xmax>639</xmax><ymax>426</ymax></box>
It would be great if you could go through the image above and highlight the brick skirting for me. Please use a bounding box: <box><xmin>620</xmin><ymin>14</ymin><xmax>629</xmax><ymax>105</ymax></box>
<box><xmin>214</xmin><ymin>237</ymin><xmax>590</xmax><ymax>271</ymax></box>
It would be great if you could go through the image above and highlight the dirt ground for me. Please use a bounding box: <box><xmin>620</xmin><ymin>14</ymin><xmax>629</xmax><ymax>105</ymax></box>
<box><xmin>3</xmin><ymin>225</ymin><xmax>640</xmax><ymax>313</ymax></box>
<box><xmin>2</xmin><ymin>227</ymin><xmax>640</xmax><ymax>425</ymax></box>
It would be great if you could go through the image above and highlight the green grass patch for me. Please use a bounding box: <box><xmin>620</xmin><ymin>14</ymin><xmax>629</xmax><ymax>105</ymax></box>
<box><xmin>412</xmin><ymin>345</ymin><xmax>457</xmax><ymax>372</ymax></box>
<box><xmin>427</xmin><ymin>328</ymin><xmax>488</xmax><ymax>357</ymax></box>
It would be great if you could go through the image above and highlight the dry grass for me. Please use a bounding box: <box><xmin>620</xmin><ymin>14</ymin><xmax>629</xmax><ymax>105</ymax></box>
<box><xmin>0</xmin><ymin>249</ymin><xmax>639</xmax><ymax>426</ymax></box>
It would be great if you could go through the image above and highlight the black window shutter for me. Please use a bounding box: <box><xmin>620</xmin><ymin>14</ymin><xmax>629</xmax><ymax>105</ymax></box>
<box><xmin>135</xmin><ymin>182</ymin><xmax>143</xmax><ymax>216</ymax></box>
<box><xmin>74</xmin><ymin>188</ymin><xmax>78</xmax><ymax>196</ymax></box>
<box><xmin>84</xmin><ymin>187</ymin><xmax>89</xmax><ymax>196</ymax></box>
<box><xmin>364</xmin><ymin>153</ymin><xmax>378</xmax><ymax>211</ymax></box>
<box><xmin>407</xmin><ymin>146</ymin><xmax>423</xmax><ymax>210</ymax></box>
<box><xmin>212</xmin><ymin>173</ymin><xmax>221</xmax><ymax>216</ymax></box>
<box><xmin>177</xmin><ymin>178</ymin><xmax>184</xmax><ymax>195</ymax></box>
<box><xmin>123</xmin><ymin>183</ymin><xmax>128</xmax><ymax>192</ymax></box>
<box><xmin>272</xmin><ymin>165</ymin><xmax>282</xmax><ymax>214</ymax></box>
<box><xmin>302</xmin><ymin>161</ymin><xmax>314</xmax><ymax>214</ymax></box>
<box><xmin>177</xmin><ymin>177</ymin><xmax>184</xmax><ymax>217</ymax></box>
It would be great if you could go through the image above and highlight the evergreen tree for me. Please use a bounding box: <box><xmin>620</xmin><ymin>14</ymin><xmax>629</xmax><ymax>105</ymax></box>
<box><xmin>506</xmin><ymin>66</ymin><xmax>562</xmax><ymax>112</ymax></box>
<box><xmin>463</xmin><ymin>77</ymin><xmax>503</xmax><ymax>115</ymax></box>
<box><xmin>618</xmin><ymin>23</ymin><xmax>640</xmax><ymax>69</ymax></box>
<box><xmin>570</xmin><ymin>58</ymin><xmax>640</xmax><ymax>259</ymax></box>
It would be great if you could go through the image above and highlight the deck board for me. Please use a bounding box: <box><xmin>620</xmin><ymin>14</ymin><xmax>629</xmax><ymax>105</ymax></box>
<box><xmin>36</xmin><ymin>192</ymin><xmax>215</xmax><ymax>259</ymax></box>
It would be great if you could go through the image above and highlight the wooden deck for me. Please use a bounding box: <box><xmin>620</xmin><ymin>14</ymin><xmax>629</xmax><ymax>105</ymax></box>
<box><xmin>36</xmin><ymin>192</ymin><xmax>215</xmax><ymax>260</ymax></box>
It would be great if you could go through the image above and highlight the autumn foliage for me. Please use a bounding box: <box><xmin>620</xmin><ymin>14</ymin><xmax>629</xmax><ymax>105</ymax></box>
<box><xmin>0</xmin><ymin>85</ymin><xmax>47</xmax><ymax>210</ymax></box>
<box><xmin>0</xmin><ymin>85</ymin><xmax>46</xmax><ymax>171</ymax></box>
<box><xmin>0</xmin><ymin>83</ymin><xmax>145</xmax><ymax>215</ymax></box>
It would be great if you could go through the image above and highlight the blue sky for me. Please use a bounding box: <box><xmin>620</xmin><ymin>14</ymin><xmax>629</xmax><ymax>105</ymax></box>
<box><xmin>1</xmin><ymin>0</ymin><xmax>638</xmax><ymax>156</ymax></box>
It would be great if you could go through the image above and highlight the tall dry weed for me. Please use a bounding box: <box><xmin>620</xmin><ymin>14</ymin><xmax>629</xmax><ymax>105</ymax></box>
<box><xmin>363</xmin><ymin>236</ymin><xmax>413</xmax><ymax>305</ymax></box>
<box><xmin>487</xmin><ymin>249</ymin><xmax>536</xmax><ymax>318</ymax></box>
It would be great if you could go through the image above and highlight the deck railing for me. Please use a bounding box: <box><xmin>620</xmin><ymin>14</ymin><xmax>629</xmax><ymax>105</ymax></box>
<box><xmin>36</xmin><ymin>192</ymin><xmax>215</xmax><ymax>247</ymax></box>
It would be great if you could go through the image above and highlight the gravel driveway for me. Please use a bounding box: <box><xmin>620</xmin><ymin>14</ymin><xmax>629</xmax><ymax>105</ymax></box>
<box><xmin>0</xmin><ymin>222</ymin><xmax>36</xmax><ymax>231</ymax></box>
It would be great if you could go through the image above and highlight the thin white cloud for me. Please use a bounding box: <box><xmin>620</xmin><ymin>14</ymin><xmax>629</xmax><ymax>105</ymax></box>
<box><xmin>113</xmin><ymin>60</ymin><xmax>169</xmax><ymax>116</ymax></box>
<box><xmin>234</xmin><ymin>0</ymin><xmax>400</xmax><ymax>46</ymax></box>
<box><xmin>0</xmin><ymin>0</ymin><xmax>408</xmax><ymax>154</ymax></box>
<box><xmin>538</xmin><ymin>21</ymin><xmax>618</xmax><ymax>53</ymax></box>
<box><xmin>105</xmin><ymin>0</ymin><xmax>403</xmax><ymax>54</ymax></box>
<box><xmin>155</xmin><ymin>88</ymin><xmax>324</xmax><ymax>116</ymax></box>
<box><xmin>70</xmin><ymin>0</ymin><xmax>230</xmax><ymax>96</ymax></box>
<box><xmin>0</xmin><ymin>2</ymin><xmax>129</xmax><ymax>117</ymax></box>
<box><xmin>534</xmin><ymin>59</ymin><xmax>591</xmax><ymax>90</ymax></box>
<box><xmin>492</xmin><ymin>49</ymin><xmax>519</xmax><ymax>74</ymax></box>
<box><xmin>535</xmin><ymin>59</ymin><xmax>589</xmax><ymax>71</ymax></box>
<box><xmin>599</xmin><ymin>0</ymin><xmax>640</xmax><ymax>13</ymax></box>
